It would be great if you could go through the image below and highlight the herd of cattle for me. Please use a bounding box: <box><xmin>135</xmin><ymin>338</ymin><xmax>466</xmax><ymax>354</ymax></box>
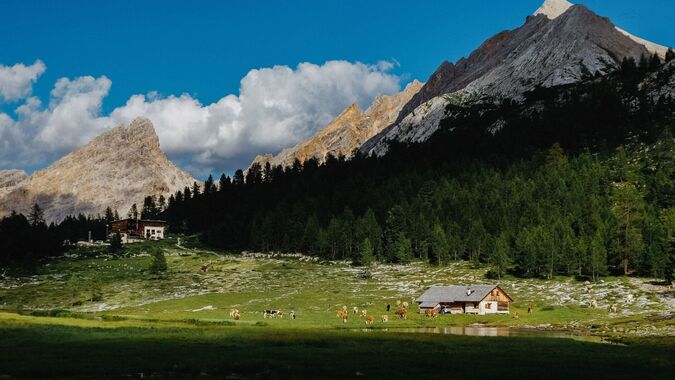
<box><xmin>224</xmin><ymin>299</ymin><xmax>446</xmax><ymax>325</ymax></box>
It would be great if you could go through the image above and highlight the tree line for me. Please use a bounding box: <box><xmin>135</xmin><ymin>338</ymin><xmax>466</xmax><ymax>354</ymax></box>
<box><xmin>164</xmin><ymin>60</ymin><xmax>674</xmax><ymax>281</ymax></box>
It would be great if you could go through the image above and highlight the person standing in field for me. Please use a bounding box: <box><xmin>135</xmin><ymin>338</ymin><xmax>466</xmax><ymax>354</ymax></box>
<box><xmin>386</xmin><ymin>303</ymin><xmax>390</xmax><ymax>312</ymax></box>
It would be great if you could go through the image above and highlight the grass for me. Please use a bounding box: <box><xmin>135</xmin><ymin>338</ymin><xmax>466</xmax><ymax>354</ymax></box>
<box><xmin>0</xmin><ymin>312</ymin><xmax>673</xmax><ymax>379</ymax></box>
<box><xmin>0</xmin><ymin>238</ymin><xmax>673</xmax><ymax>378</ymax></box>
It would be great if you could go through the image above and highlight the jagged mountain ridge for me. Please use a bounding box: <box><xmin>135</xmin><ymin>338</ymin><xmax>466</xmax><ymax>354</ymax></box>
<box><xmin>0</xmin><ymin>118</ymin><xmax>196</xmax><ymax>223</ymax></box>
<box><xmin>535</xmin><ymin>0</ymin><xmax>669</xmax><ymax>58</ymax></box>
<box><xmin>251</xmin><ymin>80</ymin><xmax>424</xmax><ymax>169</ymax></box>
<box><xmin>361</xmin><ymin>2</ymin><xmax>667</xmax><ymax>156</ymax></box>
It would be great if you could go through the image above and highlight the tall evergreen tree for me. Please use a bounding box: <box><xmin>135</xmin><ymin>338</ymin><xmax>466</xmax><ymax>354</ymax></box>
<box><xmin>611</xmin><ymin>182</ymin><xmax>645</xmax><ymax>275</ymax></box>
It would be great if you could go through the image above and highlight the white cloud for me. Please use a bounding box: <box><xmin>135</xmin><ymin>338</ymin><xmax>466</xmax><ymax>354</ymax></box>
<box><xmin>0</xmin><ymin>60</ymin><xmax>400</xmax><ymax>175</ymax></box>
<box><xmin>0</xmin><ymin>60</ymin><xmax>46</xmax><ymax>102</ymax></box>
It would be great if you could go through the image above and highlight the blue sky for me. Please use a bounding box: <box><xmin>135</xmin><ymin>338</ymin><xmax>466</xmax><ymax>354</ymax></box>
<box><xmin>0</xmin><ymin>0</ymin><xmax>673</xmax><ymax>177</ymax></box>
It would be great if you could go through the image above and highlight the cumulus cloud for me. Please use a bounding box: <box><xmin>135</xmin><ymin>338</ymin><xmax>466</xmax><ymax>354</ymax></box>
<box><xmin>0</xmin><ymin>60</ymin><xmax>400</xmax><ymax>175</ymax></box>
<box><xmin>0</xmin><ymin>60</ymin><xmax>46</xmax><ymax>102</ymax></box>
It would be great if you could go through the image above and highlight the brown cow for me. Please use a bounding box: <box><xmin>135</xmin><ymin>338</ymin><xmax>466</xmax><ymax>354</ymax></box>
<box><xmin>365</xmin><ymin>315</ymin><xmax>374</xmax><ymax>325</ymax></box>
<box><xmin>424</xmin><ymin>309</ymin><xmax>438</xmax><ymax>318</ymax></box>
<box><xmin>200</xmin><ymin>263</ymin><xmax>210</xmax><ymax>273</ymax></box>
<box><xmin>394</xmin><ymin>308</ymin><xmax>408</xmax><ymax>319</ymax></box>
<box><xmin>337</xmin><ymin>310</ymin><xmax>349</xmax><ymax>323</ymax></box>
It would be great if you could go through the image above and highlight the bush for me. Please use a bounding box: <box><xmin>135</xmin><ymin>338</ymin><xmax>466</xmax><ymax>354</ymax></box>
<box><xmin>109</xmin><ymin>232</ymin><xmax>123</xmax><ymax>253</ymax></box>
<box><xmin>150</xmin><ymin>248</ymin><xmax>168</xmax><ymax>273</ymax></box>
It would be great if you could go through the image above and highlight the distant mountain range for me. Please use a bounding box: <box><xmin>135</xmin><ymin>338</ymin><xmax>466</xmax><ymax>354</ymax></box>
<box><xmin>0</xmin><ymin>0</ymin><xmax>670</xmax><ymax>222</ymax></box>
<box><xmin>256</xmin><ymin>0</ymin><xmax>671</xmax><ymax>163</ymax></box>
<box><xmin>0</xmin><ymin>118</ymin><xmax>195</xmax><ymax>223</ymax></box>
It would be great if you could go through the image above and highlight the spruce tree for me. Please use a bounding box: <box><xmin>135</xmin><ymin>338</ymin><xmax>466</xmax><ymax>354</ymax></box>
<box><xmin>28</xmin><ymin>203</ymin><xmax>45</xmax><ymax>227</ymax></box>
<box><xmin>150</xmin><ymin>248</ymin><xmax>168</xmax><ymax>273</ymax></box>
<box><xmin>611</xmin><ymin>182</ymin><xmax>645</xmax><ymax>275</ymax></box>
<box><xmin>489</xmin><ymin>233</ymin><xmax>511</xmax><ymax>279</ymax></box>
<box><xmin>353</xmin><ymin>238</ymin><xmax>375</xmax><ymax>266</ymax></box>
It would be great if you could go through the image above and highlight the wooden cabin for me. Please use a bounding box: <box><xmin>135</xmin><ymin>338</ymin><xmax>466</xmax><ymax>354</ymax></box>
<box><xmin>109</xmin><ymin>219</ymin><xmax>166</xmax><ymax>243</ymax></box>
<box><xmin>416</xmin><ymin>285</ymin><xmax>513</xmax><ymax>315</ymax></box>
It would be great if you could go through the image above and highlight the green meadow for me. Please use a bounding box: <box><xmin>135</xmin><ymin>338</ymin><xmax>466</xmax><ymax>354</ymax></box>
<box><xmin>0</xmin><ymin>238</ymin><xmax>673</xmax><ymax>378</ymax></box>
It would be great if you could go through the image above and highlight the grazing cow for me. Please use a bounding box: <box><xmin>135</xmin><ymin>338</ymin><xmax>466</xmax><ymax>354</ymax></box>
<box><xmin>365</xmin><ymin>315</ymin><xmax>374</xmax><ymax>325</ymax></box>
<box><xmin>229</xmin><ymin>308</ymin><xmax>239</xmax><ymax>318</ymax></box>
<box><xmin>394</xmin><ymin>308</ymin><xmax>408</xmax><ymax>320</ymax></box>
<box><xmin>337</xmin><ymin>310</ymin><xmax>349</xmax><ymax>323</ymax></box>
<box><xmin>402</xmin><ymin>301</ymin><xmax>409</xmax><ymax>309</ymax></box>
<box><xmin>263</xmin><ymin>310</ymin><xmax>283</xmax><ymax>318</ymax></box>
<box><xmin>512</xmin><ymin>311</ymin><xmax>519</xmax><ymax>319</ymax></box>
<box><xmin>381</xmin><ymin>315</ymin><xmax>389</xmax><ymax>323</ymax></box>
<box><xmin>360</xmin><ymin>309</ymin><xmax>368</xmax><ymax>318</ymax></box>
<box><xmin>200</xmin><ymin>263</ymin><xmax>210</xmax><ymax>273</ymax></box>
<box><xmin>290</xmin><ymin>310</ymin><xmax>296</xmax><ymax>320</ymax></box>
<box><xmin>424</xmin><ymin>309</ymin><xmax>438</xmax><ymax>318</ymax></box>
<box><xmin>609</xmin><ymin>304</ymin><xmax>618</xmax><ymax>313</ymax></box>
<box><xmin>233</xmin><ymin>312</ymin><xmax>241</xmax><ymax>320</ymax></box>
<box><xmin>588</xmin><ymin>299</ymin><xmax>598</xmax><ymax>309</ymax></box>
<box><xmin>353</xmin><ymin>306</ymin><xmax>359</xmax><ymax>315</ymax></box>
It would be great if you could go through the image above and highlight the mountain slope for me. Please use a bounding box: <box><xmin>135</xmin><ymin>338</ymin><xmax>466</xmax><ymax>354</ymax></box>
<box><xmin>535</xmin><ymin>0</ymin><xmax>669</xmax><ymax>58</ymax></box>
<box><xmin>362</xmin><ymin>2</ymin><xmax>659</xmax><ymax>156</ymax></box>
<box><xmin>0</xmin><ymin>118</ymin><xmax>196</xmax><ymax>222</ymax></box>
<box><xmin>251</xmin><ymin>80</ymin><xmax>423</xmax><ymax>169</ymax></box>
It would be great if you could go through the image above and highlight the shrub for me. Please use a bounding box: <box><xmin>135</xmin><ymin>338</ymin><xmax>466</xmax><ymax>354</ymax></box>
<box><xmin>150</xmin><ymin>248</ymin><xmax>168</xmax><ymax>273</ymax></box>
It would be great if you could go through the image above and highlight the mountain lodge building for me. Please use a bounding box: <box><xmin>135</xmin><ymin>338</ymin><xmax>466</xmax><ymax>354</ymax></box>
<box><xmin>416</xmin><ymin>285</ymin><xmax>513</xmax><ymax>315</ymax></box>
<box><xmin>109</xmin><ymin>219</ymin><xmax>166</xmax><ymax>243</ymax></box>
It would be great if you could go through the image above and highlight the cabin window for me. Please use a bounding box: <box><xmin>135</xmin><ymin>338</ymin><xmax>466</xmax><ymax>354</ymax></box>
<box><xmin>496</xmin><ymin>290</ymin><xmax>500</xmax><ymax>296</ymax></box>
<box><xmin>486</xmin><ymin>303</ymin><xmax>491</xmax><ymax>309</ymax></box>
<box><xmin>473</xmin><ymin>303</ymin><xmax>478</xmax><ymax>308</ymax></box>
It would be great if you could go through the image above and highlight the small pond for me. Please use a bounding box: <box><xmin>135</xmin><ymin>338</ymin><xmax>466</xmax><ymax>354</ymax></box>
<box><xmin>372</xmin><ymin>326</ymin><xmax>616</xmax><ymax>344</ymax></box>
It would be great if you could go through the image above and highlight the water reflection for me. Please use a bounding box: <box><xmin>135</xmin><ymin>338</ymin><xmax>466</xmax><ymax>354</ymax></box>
<box><xmin>387</xmin><ymin>326</ymin><xmax>612</xmax><ymax>343</ymax></box>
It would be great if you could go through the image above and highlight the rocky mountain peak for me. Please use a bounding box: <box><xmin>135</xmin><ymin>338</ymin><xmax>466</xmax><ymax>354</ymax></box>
<box><xmin>361</xmin><ymin>1</ymin><xmax>659</xmax><ymax>157</ymax></box>
<box><xmin>534</xmin><ymin>0</ymin><xmax>573</xmax><ymax>19</ymax></box>
<box><xmin>251</xmin><ymin>80</ymin><xmax>424</xmax><ymax>169</ymax></box>
<box><xmin>0</xmin><ymin>118</ymin><xmax>196</xmax><ymax>223</ymax></box>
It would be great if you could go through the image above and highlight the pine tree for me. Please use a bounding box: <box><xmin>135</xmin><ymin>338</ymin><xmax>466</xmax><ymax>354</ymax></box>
<box><xmin>301</xmin><ymin>215</ymin><xmax>320</xmax><ymax>254</ymax></box>
<box><xmin>384</xmin><ymin>205</ymin><xmax>406</xmax><ymax>262</ymax></box>
<box><xmin>104</xmin><ymin>207</ymin><xmax>115</xmax><ymax>224</ymax></box>
<box><xmin>263</xmin><ymin>162</ymin><xmax>273</xmax><ymax>183</ymax></box>
<box><xmin>128</xmin><ymin>204</ymin><xmax>138</xmax><ymax>219</ymax></box>
<box><xmin>428</xmin><ymin>224</ymin><xmax>449</xmax><ymax>265</ymax></box>
<box><xmin>150</xmin><ymin>248</ymin><xmax>168</xmax><ymax>273</ymax></box>
<box><xmin>394</xmin><ymin>235</ymin><xmax>413</xmax><ymax>264</ymax></box>
<box><xmin>192</xmin><ymin>182</ymin><xmax>201</xmax><ymax>197</ymax></box>
<box><xmin>158</xmin><ymin>195</ymin><xmax>166</xmax><ymax>212</ymax></box>
<box><xmin>28</xmin><ymin>203</ymin><xmax>45</xmax><ymax>227</ymax></box>
<box><xmin>109</xmin><ymin>232</ymin><xmax>123</xmax><ymax>253</ymax></box>
<box><xmin>489</xmin><ymin>233</ymin><xmax>511</xmax><ymax>279</ymax></box>
<box><xmin>353</xmin><ymin>238</ymin><xmax>375</xmax><ymax>266</ymax></box>
<box><xmin>611</xmin><ymin>182</ymin><xmax>645</xmax><ymax>275</ymax></box>
<box><xmin>204</xmin><ymin>175</ymin><xmax>215</xmax><ymax>194</ymax></box>
<box><xmin>141</xmin><ymin>196</ymin><xmax>158</xmax><ymax>219</ymax></box>
<box><xmin>356</xmin><ymin>209</ymin><xmax>383</xmax><ymax>259</ymax></box>
<box><xmin>219</xmin><ymin>173</ymin><xmax>228</xmax><ymax>191</ymax></box>
<box><xmin>233</xmin><ymin>169</ymin><xmax>245</xmax><ymax>185</ymax></box>
<box><xmin>589</xmin><ymin>232</ymin><xmax>607</xmax><ymax>281</ymax></box>
<box><xmin>649</xmin><ymin>53</ymin><xmax>661</xmax><ymax>71</ymax></box>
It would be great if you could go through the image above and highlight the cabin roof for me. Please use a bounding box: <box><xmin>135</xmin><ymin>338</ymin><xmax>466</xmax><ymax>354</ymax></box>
<box><xmin>111</xmin><ymin>218</ymin><xmax>166</xmax><ymax>224</ymax></box>
<box><xmin>416</xmin><ymin>285</ymin><xmax>505</xmax><ymax>304</ymax></box>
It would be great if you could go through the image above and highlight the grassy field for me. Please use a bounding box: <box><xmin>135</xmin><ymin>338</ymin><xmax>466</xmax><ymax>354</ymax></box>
<box><xmin>0</xmin><ymin>237</ymin><xmax>673</xmax><ymax>378</ymax></box>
